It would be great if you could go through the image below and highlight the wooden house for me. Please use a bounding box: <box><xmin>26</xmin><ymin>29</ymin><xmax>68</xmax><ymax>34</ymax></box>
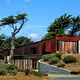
<box><xmin>1</xmin><ymin>36</ymin><xmax>80</xmax><ymax>69</ymax></box>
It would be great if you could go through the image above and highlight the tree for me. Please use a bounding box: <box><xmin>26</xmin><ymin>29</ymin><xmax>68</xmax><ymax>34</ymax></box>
<box><xmin>42</xmin><ymin>32</ymin><xmax>54</xmax><ymax>40</ymax></box>
<box><xmin>0</xmin><ymin>34</ymin><xmax>6</xmax><ymax>53</ymax></box>
<box><xmin>69</xmin><ymin>16</ymin><xmax>80</xmax><ymax>36</ymax></box>
<box><xmin>0</xmin><ymin>35</ymin><xmax>32</xmax><ymax>54</ymax></box>
<box><xmin>42</xmin><ymin>14</ymin><xmax>72</xmax><ymax>40</ymax></box>
<box><xmin>15</xmin><ymin>36</ymin><xmax>33</xmax><ymax>46</ymax></box>
<box><xmin>0</xmin><ymin>13</ymin><xmax>28</xmax><ymax>63</ymax></box>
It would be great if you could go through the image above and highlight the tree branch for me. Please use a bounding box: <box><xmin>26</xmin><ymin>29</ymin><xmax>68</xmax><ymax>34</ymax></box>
<box><xmin>15</xmin><ymin>19</ymin><xmax>27</xmax><ymax>34</ymax></box>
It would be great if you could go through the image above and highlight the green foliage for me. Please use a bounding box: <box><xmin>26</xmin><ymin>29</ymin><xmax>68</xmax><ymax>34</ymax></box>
<box><xmin>1</xmin><ymin>16</ymin><xmax>16</xmax><ymax>25</ymax></box>
<box><xmin>30</xmin><ymin>70</ymin><xmax>42</xmax><ymax>76</ymax></box>
<box><xmin>63</xmin><ymin>55</ymin><xmax>77</xmax><ymax>63</ymax></box>
<box><xmin>0</xmin><ymin>64</ymin><xmax>17</xmax><ymax>73</ymax></box>
<box><xmin>48</xmin><ymin>13</ymin><xmax>72</xmax><ymax>34</ymax></box>
<box><xmin>15</xmin><ymin>36</ymin><xmax>33</xmax><ymax>46</ymax></box>
<box><xmin>42</xmin><ymin>32</ymin><xmax>55</xmax><ymax>40</ymax></box>
<box><xmin>0</xmin><ymin>13</ymin><xmax>28</xmax><ymax>63</ymax></box>
<box><xmin>42</xmin><ymin>54</ymin><xmax>54</xmax><ymax>61</ymax></box>
<box><xmin>0</xmin><ymin>13</ymin><xmax>27</xmax><ymax>26</ymax></box>
<box><xmin>42</xmin><ymin>53</ymin><xmax>61</xmax><ymax>62</ymax></box>
<box><xmin>53</xmin><ymin>53</ymin><xmax>62</xmax><ymax>60</ymax></box>
<box><xmin>57</xmin><ymin>61</ymin><xmax>65</xmax><ymax>67</ymax></box>
<box><xmin>0</xmin><ymin>35</ymin><xmax>33</xmax><ymax>52</ymax></box>
<box><xmin>7</xmin><ymin>64</ymin><xmax>17</xmax><ymax>72</ymax></box>
<box><xmin>48</xmin><ymin>57</ymin><xmax>60</xmax><ymax>64</ymax></box>
<box><xmin>0</xmin><ymin>34</ymin><xmax>6</xmax><ymax>53</ymax></box>
<box><xmin>0</xmin><ymin>68</ymin><xmax>7</xmax><ymax>75</ymax></box>
<box><xmin>69</xmin><ymin>16</ymin><xmax>80</xmax><ymax>36</ymax></box>
<box><xmin>42</xmin><ymin>14</ymin><xmax>80</xmax><ymax>40</ymax></box>
<box><xmin>0</xmin><ymin>64</ymin><xmax>9</xmax><ymax>70</ymax></box>
<box><xmin>42</xmin><ymin>13</ymin><xmax>72</xmax><ymax>40</ymax></box>
<box><xmin>17</xmin><ymin>68</ymin><xmax>25</xmax><ymax>72</ymax></box>
<box><xmin>15</xmin><ymin>13</ymin><xmax>27</xmax><ymax>20</ymax></box>
<box><xmin>25</xmin><ymin>69</ymin><xmax>30</xmax><ymax>75</ymax></box>
<box><xmin>9</xmin><ymin>70</ymin><xmax>17</xmax><ymax>75</ymax></box>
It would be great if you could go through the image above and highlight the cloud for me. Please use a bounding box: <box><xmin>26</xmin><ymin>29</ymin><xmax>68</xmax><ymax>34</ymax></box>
<box><xmin>28</xmin><ymin>33</ymin><xmax>41</xmax><ymax>42</ymax></box>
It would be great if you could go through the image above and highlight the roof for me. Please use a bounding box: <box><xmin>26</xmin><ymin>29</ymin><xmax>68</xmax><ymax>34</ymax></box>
<box><xmin>56</xmin><ymin>36</ymin><xmax>80</xmax><ymax>41</ymax></box>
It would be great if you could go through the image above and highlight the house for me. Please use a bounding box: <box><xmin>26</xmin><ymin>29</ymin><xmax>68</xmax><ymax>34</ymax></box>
<box><xmin>1</xmin><ymin>36</ymin><xmax>80</xmax><ymax>69</ymax></box>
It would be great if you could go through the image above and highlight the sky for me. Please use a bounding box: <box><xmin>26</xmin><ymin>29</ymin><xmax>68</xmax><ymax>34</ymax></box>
<box><xmin>0</xmin><ymin>0</ymin><xmax>80</xmax><ymax>41</ymax></box>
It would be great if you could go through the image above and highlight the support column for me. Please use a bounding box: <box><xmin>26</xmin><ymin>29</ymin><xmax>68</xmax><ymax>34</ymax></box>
<box><xmin>78</xmin><ymin>40</ymin><xmax>80</xmax><ymax>54</ymax></box>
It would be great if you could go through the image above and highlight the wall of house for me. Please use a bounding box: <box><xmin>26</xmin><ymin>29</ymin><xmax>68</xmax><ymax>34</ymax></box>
<box><xmin>57</xmin><ymin>41</ymin><xmax>78</xmax><ymax>54</ymax></box>
<box><xmin>10</xmin><ymin>59</ymin><xmax>32</xmax><ymax>69</ymax></box>
<box><xmin>10</xmin><ymin>55</ymin><xmax>42</xmax><ymax>69</ymax></box>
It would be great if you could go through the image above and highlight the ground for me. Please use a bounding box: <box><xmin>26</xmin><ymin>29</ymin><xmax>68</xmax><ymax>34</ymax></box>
<box><xmin>63</xmin><ymin>54</ymin><xmax>80</xmax><ymax>72</ymax></box>
<box><xmin>49</xmin><ymin>74</ymin><xmax>80</xmax><ymax>80</ymax></box>
<box><xmin>0</xmin><ymin>72</ymin><xmax>49</xmax><ymax>80</ymax></box>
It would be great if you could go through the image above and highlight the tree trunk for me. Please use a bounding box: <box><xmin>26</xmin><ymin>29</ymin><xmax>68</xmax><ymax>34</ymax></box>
<box><xmin>7</xmin><ymin>32</ymin><xmax>15</xmax><ymax>64</ymax></box>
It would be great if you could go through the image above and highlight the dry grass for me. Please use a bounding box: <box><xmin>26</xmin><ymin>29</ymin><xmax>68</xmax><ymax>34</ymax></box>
<box><xmin>64</xmin><ymin>63</ymin><xmax>80</xmax><ymax>71</ymax></box>
<box><xmin>63</xmin><ymin>54</ymin><xmax>80</xmax><ymax>71</ymax></box>
<box><xmin>0</xmin><ymin>72</ymin><xmax>49</xmax><ymax>80</ymax></box>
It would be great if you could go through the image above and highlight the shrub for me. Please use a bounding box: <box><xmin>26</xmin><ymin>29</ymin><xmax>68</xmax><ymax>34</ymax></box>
<box><xmin>0</xmin><ymin>64</ymin><xmax>8</xmax><ymax>70</ymax></box>
<box><xmin>0</xmin><ymin>64</ymin><xmax>18</xmax><ymax>75</ymax></box>
<box><xmin>57</xmin><ymin>61</ymin><xmax>65</xmax><ymax>67</ymax></box>
<box><xmin>30</xmin><ymin>70</ymin><xmax>42</xmax><ymax>76</ymax></box>
<box><xmin>0</xmin><ymin>68</ymin><xmax>7</xmax><ymax>75</ymax></box>
<box><xmin>42</xmin><ymin>53</ymin><xmax>62</xmax><ymax>62</ymax></box>
<box><xmin>48</xmin><ymin>57</ymin><xmax>60</xmax><ymax>64</ymax></box>
<box><xmin>18</xmin><ymin>68</ymin><xmax>24</xmax><ymax>72</ymax></box>
<box><xmin>10</xmin><ymin>70</ymin><xmax>17</xmax><ymax>75</ymax></box>
<box><xmin>42</xmin><ymin>54</ymin><xmax>53</xmax><ymax>61</ymax></box>
<box><xmin>25</xmin><ymin>69</ymin><xmax>30</xmax><ymax>75</ymax></box>
<box><xmin>53</xmin><ymin>53</ymin><xmax>61</xmax><ymax>60</ymax></box>
<box><xmin>63</xmin><ymin>55</ymin><xmax>76</xmax><ymax>63</ymax></box>
<box><xmin>0</xmin><ymin>64</ymin><xmax>17</xmax><ymax>70</ymax></box>
<box><xmin>7</xmin><ymin>64</ymin><xmax>17</xmax><ymax>72</ymax></box>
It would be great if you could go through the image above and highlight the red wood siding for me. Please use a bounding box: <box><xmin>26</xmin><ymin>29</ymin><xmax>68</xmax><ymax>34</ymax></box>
<box><xmin>2</xmin><ymin>36</ymin><xmax>80</xmax><ymax>56</ymax></box>
<box><xmin>45</xmin><ymin>39</ymin><xmax>56</xmax><ymax>53</ymax></box>
<box><xmin>56</xmin><ymin>36</ymin><xmax>80</xmax><ymax>41</ymax></box>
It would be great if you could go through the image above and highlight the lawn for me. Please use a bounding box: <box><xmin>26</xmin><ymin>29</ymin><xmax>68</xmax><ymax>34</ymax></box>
<box><xmin>0</xmin><ymin>72</ymin><xmax>49</xmax><ymax>80</ymax></box>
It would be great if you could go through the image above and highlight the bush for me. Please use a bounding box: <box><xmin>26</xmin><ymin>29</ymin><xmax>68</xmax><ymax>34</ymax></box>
<box><xmin>42</xmin><ymin>53</ymin><xmax>62</xmax><ymax>62</ymax></box>
<box><xmin>48</xmin><ymin>57</ymin><xmax>60</xmax><ymax>64</ymax></box>
<box><xmin>0</xmin><ymin>64</ymin><xmax>18</xmax><ymax>75</ymax></box>
<box><xmin>18</xmin><ymin>68</ymin><xmax>24</xmax><ymax>72</ymax></box>
<box><xmin>63</xmin><ymin>55</ymin><xmax>76</xmax><ymax>63</ymax></box>
<box><xmin>8</xmin><ymin>64</ymin><xmax>17</xmax><ymax>72</ymax></box>
<box><xmin>25</xmin><ymin>69</ymin><xmax>30</xmax><ymax>75</ymax></box>
<box><xmin>10</xmin><ymin>70</ymin><xmax>17</xmax><ymax>75</ymax></box>
<box><xmin>0</xmin><ymin>64</ymin><xmax>8</xmax><ymax>70</ymax></box>
<box><xmin>57</xmin><ymin>61</ymin><xmax>65</xmax><ymax>67</ymax></box>
<box><xmin>42</xmin><ymin>54</ymin><xmax>53</xmax><ymax>61</ymax></box>
<box><xmin>0</xmin><ymin>64</ymin><xmax>17</xmax><ymax>72</ymax></box>
<box><xmin>53</xmin><ymin>53</ymin><xmax>61</xmax><ymax>60</ymax></box>
<box><xmin>30</xmin><ymin>70</ymin><xmax>42</xmax><ymax>76</ymax></box>
<box><xmin>0</xmin><ymin>68</ymin><xmax>7</xmax><ymax>75</ymax></box>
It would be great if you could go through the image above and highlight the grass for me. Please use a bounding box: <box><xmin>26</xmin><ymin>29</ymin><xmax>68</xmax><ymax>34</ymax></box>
<box><xmin>64</xmin><ymin>63</ymin><xmax>80</xmax><ymax>71</ymax></box>
<box><xmin>0</xmin><ymin>72</ymin><xmax>49</xmax><ymax>80</ymax></box>
<box><xmin>62</xmin><ymin>54</ymin><xmax>80</xmax><ymax>72</ymax></box>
